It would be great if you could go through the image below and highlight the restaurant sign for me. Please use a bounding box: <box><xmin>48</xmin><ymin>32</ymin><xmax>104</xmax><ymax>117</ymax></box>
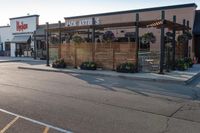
<box><xmin>66</xmin><ymin>18</ymin><xmax>100</xmax><ymax>27</ymax></box>
<box><xmin>16</xmin><ymin>21</ymin><xmax>28</xmax><ymax>32</ymax></box>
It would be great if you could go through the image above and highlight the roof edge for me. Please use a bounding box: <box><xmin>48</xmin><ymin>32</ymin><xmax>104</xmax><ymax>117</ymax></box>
<box><xmin>10</xmin><ymin>15</ymin><xmax>40</xmax><ymax>20</ymax></box>
<box><xmin>65</xmin><ymin>3</ymin><xmax>197</xmax><ymax>19</ymax></box>
<box><xmin>0</xmin><ymin>26</ymin><xmax>10</xmax><ymax>28</ymax></box>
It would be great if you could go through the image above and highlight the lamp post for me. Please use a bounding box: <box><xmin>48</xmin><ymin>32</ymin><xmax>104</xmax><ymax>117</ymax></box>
<box><xmin>159</xmin><ymin>10</ymin><xmax>165</xmax><ymax>74</ymax></box>
<box><xmin>135</xmin><ymin>13</ymin><xmax>139</xmax><ymax>72</ymax></box>
<box><xmin>46</xmin><ymin>22</ymin><xmax>50</xmax><ymax>66</ymax></box>
<box><xmin>172</xmin><ymin>15</ymin><xmax>176</xmax><ymax>70</ymax></box>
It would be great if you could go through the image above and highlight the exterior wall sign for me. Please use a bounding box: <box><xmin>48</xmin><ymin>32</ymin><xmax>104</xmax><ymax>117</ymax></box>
<box><xmin>10</xmin><ymin>16</ymin><xmax>38</xmax><ymax>34</ymax></box>
<box><xmin>66</xmin><ymin>18</ymin><xmax>100</xmax><ymax>27</ymax></box>
<box><xmin>16</xmin><ymin>21</ymin><xmax>28</xmax><ymax>32</ymax></box>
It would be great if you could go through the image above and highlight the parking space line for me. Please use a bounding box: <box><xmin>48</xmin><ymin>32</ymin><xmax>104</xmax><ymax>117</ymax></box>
<box><xmin>0</xmin><ymin>108</ymin><xmax>73</xmax><ymax>133</ymax></box>
<box><xmin>43</xmin><ymin>127</ymin><xmax>49</xmax><ymax>133</ymax></box>
<box><xmin>0</xmin><ymin>116</ymin><xmax>19</xmax><ymax>133</ymax></box>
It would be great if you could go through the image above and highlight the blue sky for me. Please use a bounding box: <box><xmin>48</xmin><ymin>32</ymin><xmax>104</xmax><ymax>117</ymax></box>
<box><xmin>0</xmin><ymin>0</ymin><xmax>199</xmax><ymax>25</ymax></box>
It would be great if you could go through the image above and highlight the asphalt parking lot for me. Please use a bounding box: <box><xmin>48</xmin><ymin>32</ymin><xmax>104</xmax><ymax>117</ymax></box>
<box><xmin>1</xmin><ymin>62</ymin><xmax>200</xmax><ymax>133</ymax></box>
<box><xmin>0</xmin><ymin>108</ymin><xmax>72</xmax><ymax>133</ymax></box>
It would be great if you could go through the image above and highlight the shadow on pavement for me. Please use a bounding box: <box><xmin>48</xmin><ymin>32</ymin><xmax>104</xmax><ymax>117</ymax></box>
<box><xmin>68</xmin><ymin>72</ymin><xmax>200</xmax><ymax>100</ymax></box>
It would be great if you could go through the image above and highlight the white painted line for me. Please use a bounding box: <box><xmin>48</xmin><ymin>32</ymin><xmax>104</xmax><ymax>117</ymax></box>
<box><xmin>0</xmin><ymin>108</ymin><xmax>73</xmax><ymax>133</ymax></box>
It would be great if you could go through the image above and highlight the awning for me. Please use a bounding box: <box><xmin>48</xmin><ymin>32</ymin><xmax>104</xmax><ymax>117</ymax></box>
<box><xmin>193</xmin><ymin>10</ymin><xmax>200</xmax><ymax>35</ymax></box>
<box><xmin>11</xmin><ymin>35</ymin><xmax>31</xmax><ymax>43</ymax></box>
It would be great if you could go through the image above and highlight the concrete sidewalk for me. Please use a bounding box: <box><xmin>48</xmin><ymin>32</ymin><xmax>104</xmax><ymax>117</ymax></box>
<box><xmin>17</xmin><ymin>63</ymin><xmax>200</xmax><ymax>85</ymax></box>
<box><xmin>0</xmin><ymin>57</ymin><xmax>45</xmax><ymax>63</ymax></box>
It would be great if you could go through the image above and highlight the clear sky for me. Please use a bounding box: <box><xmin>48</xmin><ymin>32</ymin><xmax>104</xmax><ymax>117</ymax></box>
<box><xmin>0</xmin><ymin>0</ymin><xmax>199</xmax><ymax>26</ymax></box>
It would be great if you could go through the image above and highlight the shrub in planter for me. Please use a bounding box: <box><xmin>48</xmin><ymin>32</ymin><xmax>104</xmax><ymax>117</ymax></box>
<box><xmin>116</xmin><ymin>62</ymin><xmax>137</xmax><ymax>73</ymax></box>
<box><xmin>175</xmin><ymin>59</ymin><xmax>188</xmax><ymax>71</ymax></box>
<box><xmin>52</xmin><ymin>59</ymin><xmax>66</xmax><ymax>68</ymax></box>
<box><xmin>80</xmin><ymin>61</ymin><xmax>97</xmax><ymax>70</ymax></box>
<box><xmin>184</xmin><ymin>57</ymin><xmax>193</xmax><ymax>68</ymax></box>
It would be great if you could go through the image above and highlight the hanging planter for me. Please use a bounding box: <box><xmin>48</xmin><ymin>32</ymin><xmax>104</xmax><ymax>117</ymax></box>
<box><xmin>177</xmin><ymin>31</ymin><xmax>192</xmax><ymax>44</ymax></box>
<box><xmin>103</xmin><ymin>31</ymin><xmax>115</xmax><ymax>43</ymax></box>
<box><xmin>140</xmin><ymin>32</ymin><xmax>156</xmax><ymax>44</ymax></box>
<box><xmin>72</xmin><ymin>34</ymin><xmax>84</xmax><ymax>44</ymax></box>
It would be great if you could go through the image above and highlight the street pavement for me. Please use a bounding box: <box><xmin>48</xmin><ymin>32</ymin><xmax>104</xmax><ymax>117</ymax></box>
<box><xmin>0</xmin><ymin>62</ymin><xmax>200</xmax><ymax>132</ymax></box>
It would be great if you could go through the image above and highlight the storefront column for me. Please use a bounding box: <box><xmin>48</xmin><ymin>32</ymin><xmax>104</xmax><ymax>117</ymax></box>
<box><xmin>172</xmin><ymin>15</ymin><xmax>176</xmax><ymax>70</ymax></box>
<box><xmin>46</xmin><ymin>22</ymin><xmax>50</xmax><ymax>66</ymax></box>
<box><xmin>159</xmin><ymin>11</ymin><xmax>165</xmax><ymax>74</ymax></box>
<box><xmin>10</xmin><ymin>43</ymin><xmax>16</xmax><ymax>57</ymax></box>
<box><xmin>135</xmin><ymin>13</ymin><xmax>139</xmax><ymax>72</ymax></box>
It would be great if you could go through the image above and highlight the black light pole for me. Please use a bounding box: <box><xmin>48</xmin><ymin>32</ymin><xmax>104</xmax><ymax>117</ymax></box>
<box><xmin>183</xmin><ymin>19</ymin><xmax>186</xmax><ymax>57</ymax></box>
<box><xmin>46</xmin><ymin>22</ymin><xmax>50</xmax><ymax>66</ymax></box>
<box><xmin>186</xmin><ymin>20</ymin><xmax>190</xmax><ymax>57</ymax></box>
<box><xmin>59</xmin><ymin>21</ymin><xmax>62</xmax><ymax>44</ymax></box>
<box><xmin>58</xmin><ymin>21</ymin><xmax>62</xmax><ymax>59</ymax></box>
<box><xmin>172</xmin><ymin>15</ymin><xmax>176</xmax><ymax>70</ymax></box>
<box><xmin>33</xmin><ymin>31</ymin><xmax>37</xmax><ymax>60</ymax></box>
<box><xmin>92</xmin><ymin>18</ymin><xmax>96</xmax><ymax>62</ymax></box>
<box><xmin>92</xmin><ymin>18</ymin><xmax>95</xmax><ymax>43</ymax></box>
<box><xmin>135</xmin><ymin>13</ymin><xmax>139</xmax><ymax>72</ymax></box>
<box><xmin>159</xmin><ymin>11</ymin><xmax>165</xmax><ymax>74</ymax></box>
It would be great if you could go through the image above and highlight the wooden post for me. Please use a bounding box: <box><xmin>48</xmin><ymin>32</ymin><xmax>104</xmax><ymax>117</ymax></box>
<box><xmin>186</xmin><ymin>20</ymin><xmax>190</xmax><ymax>57</ymax></box>
<box><xmin>135</xmin><ymin>13</ymin><xmax>139</xmax><ymax>72</ymax></box>
<box><xmin>183</xmin><ymin>19</ymin><xmax>186</xmax><ymax>58</ymax></box>
<box><xmin>113</xmin><ymin>44</ymin><xmax>116</xmax><ymax>70</ymax></box>
<box><xmin>46</xmin><ymin>22</ymin><xmax>50</xmax><ymax>66</ymax></box>
<box><xmin>172</xmin><ymin>15</ymin><xmax>176</xmax><ymax>70</ymax></box>
<box><xmin>74</xmin><ymin>44</ymin><xmax>77</xmax><ymax>68</ymax></box>
<box><xmin>159</xmin><ymin>11</ymin><xmax>165</xmax><ymax>74</ymax></box>
<box><xmin>92</xmin><ymin>18</ymin><xmax>95</xmax><ymax>62</ymax></box>
<box><xmin>33</xmin><ymin>31</ymin><xmax>37</xmax><ymax>59</ymax></box>
<box><xmin>58</xmin><ymin>21</ymin><xmax>62</xmax><ymax>59</ymax></box>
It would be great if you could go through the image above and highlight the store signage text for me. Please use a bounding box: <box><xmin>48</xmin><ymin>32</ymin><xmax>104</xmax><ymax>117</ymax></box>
<box><xmin>66</xmin><ymin>18</ymin><xmax>100</xmax><ymax>27</ymax></box>
<box><xmin>16</xmin><ymin>21</ymin><xmax>28</xmax><ymax>32</ymax></box>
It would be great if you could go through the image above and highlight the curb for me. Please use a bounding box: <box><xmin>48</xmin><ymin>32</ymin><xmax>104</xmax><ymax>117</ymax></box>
<box><xmin>0</xmin><ymin>59</ymin><xmax>45</xmax><ymax>63</ymax></box>
<box><xmin>18</xmin><ymin>66</ymin><xmax>187</xmax><ymax>84</ymax></box>
<box><xmin>0</xmin><ymin>60</ymin><xmax>21</xmax><ymax>63</ymax></box>
<box><xmin>185</xmin><ymin>71</ymin><xmax>200</xmax><ymax>85</ymax></box>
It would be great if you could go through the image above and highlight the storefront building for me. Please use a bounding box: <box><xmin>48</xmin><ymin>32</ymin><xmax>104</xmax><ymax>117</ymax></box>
<box><xmin>0</xmin><ymin>3</ymin><xmax>200</xmax><ymax>62</ymax></box>
<box><xmin>63</xmin><ymin>3</ymin><xmax>197</xmax><ymax>57</ymax></box>
<box><xmin>10</xmin><ymin>15</ymin><xmax>39</xmax><ymax>57</ymax></box>
<box><xmin>0</xmin><ymin>15</ymin><xmax>39</xmax><ymax>57</ymax></box>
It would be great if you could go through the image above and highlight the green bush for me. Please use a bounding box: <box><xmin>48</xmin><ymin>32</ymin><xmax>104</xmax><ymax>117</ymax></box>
<box><xmin>175</xmin><ymin>58</ymin><xmax>193</xmax><ymax>71</ymax></box>
<box><xmin>116</xmin><ymin>62</ymin><xmax>137</xmax><ymax>73</ymax></box>
<box><xmin>184</xmin><ymin>57</ymin><xmax>193</xmax><ymax>68</ymax></box>
<box><xmin>80</xmin><ymin>61</ymin><xmax>97</xmax><ymax>70</ymax></box>
<box><xmin>52</xmin><ymin>59</ymin><xmax>66</xmax><ymax>68</ymax></box>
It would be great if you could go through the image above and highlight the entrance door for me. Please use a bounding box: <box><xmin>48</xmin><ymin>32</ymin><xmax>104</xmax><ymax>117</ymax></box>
<box><xmin>16</xmin><ymin>43</ymin><xmax>31</xmax><ymax>57</ymax></box>
<box><xmin>5</xmin><ymin>42</ymin><xmax>11</xmax><ymax>56</ymax></box>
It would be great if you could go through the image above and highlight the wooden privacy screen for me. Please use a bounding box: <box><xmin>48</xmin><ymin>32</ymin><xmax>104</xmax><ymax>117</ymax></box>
<box><xmin>50</xmin><ymin>42</ymin><xmax>137</xmax><ymax>70</ymax></box>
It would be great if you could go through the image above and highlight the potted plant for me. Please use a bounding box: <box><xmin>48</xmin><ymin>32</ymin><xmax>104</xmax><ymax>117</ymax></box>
<box><xmin>52</xmin><ymin>58</ymin><xmax>66</xmax><ymax>68</ymax></box>
<box><xmin>116</xmin><ymin>62</ymin><xmax>137</xmax><ymax>73</ymax></box>
<box><xmin>80</xmin><ymin>61</ymin><xmax>97</xmax><ymax>70</ymax></box>
<box><xmin>184</xmin><ymin>57</ymin><xmax>193</xmax><ymax>68</ymax></box>
<box><xmin>175</xmin><ymin>58</ymin><xmax>188</xmax><ymax>71</ymax></box>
